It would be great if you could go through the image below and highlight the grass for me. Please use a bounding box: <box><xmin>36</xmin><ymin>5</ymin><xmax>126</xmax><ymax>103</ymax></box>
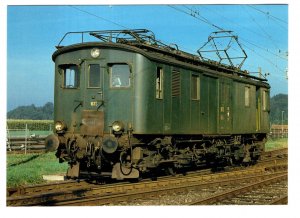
<box><xmin>7</xmin><ymin>152</ymin><xmax>68</xmax><ymax>188</ymax></box>
<box><xmin>265</xmin><ymin>137</ymin><xmax>288</xmax><ymax>151</ymax></box>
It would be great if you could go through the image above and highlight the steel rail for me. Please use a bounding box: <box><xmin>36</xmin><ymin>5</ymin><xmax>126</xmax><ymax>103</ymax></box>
<box><xmin>7</xmin><ymin>179</ymin><xmax>89</xmax><ymax>197</ymax></box>
<box><xmin>270</xmin><ymin>195</ymin><xmax>288</xmax><ymax>205</ymax></box>
<box><xmin>188</xmin><ymin>173</ymin><xmax>287</xmax><ymax>205</ymax></box>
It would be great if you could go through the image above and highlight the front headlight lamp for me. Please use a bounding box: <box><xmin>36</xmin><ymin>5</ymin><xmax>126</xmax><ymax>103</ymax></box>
<box><xmin>55</xmin><ymin>121</ymin><xmax>66</xmax><ymax>131</ymax></box>
<box><xmin>91</xmin><ymin>48</ymin><xmax>100</xmax><ymax>58</ymax></box>
<box><xmin>112</xmin><ymin>121</ymin><xmax>124</xmax><ymax>132</ymax></box>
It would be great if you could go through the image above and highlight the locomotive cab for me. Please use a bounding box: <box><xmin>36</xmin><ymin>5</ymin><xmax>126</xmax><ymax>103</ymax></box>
<box><xmin>45</xmin><ymin>44</ymin><xmax>139</xmax><ymax>179</ymax></box>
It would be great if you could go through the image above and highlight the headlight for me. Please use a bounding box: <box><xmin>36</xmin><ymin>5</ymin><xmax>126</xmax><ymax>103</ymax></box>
<box><xmin>112</xmin><ymin>121</ymin><xmax>124</xmax><ymax>132</ymax></box>
<box><xmin>91</xmin><ymin>48</ymin><xmax>100</xmax><ymax>58</ymax></box>
<box><xmin>55</xmin><ymin>121</ymin><xmax>66</xmax><ymax>131</ymax></box>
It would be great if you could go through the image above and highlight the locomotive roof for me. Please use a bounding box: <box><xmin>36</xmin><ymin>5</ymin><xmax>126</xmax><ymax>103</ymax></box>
<box><xmin>53</xmin><ymin>29</ymin><xmax>269</xmax><ymax>84</ymax></box>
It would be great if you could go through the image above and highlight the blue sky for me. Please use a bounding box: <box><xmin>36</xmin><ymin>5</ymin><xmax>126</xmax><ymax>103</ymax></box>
<box><xmin>7</xmin><ymin>4</ymin><xmax>288</xmax><ymax>110</ymax></box>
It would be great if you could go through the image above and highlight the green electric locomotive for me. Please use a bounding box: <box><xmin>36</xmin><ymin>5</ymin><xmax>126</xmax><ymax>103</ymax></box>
<box><xmin>45</xmin><ymin>29</ymin><xmax>270</xmax><ymax>179</ymax></box>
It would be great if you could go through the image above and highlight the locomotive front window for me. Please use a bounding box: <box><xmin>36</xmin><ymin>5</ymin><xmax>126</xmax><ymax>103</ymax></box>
<box><xmin>88</xmin><ymin>64</ymin><xmax>101</xmax><ymax>88</ymax></box>
<box><xmin>110</xmin><ymin>64</ymin><xmax>130</xmax><ymax>88</ymax></box>
<box><xmin>62</xmin><ymin>65</ymin><xmax>80</xmax><ymax>88</ymax></box>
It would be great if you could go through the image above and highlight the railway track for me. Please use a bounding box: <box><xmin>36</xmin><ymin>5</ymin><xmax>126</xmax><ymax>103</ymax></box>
<box><xmin>188</xmin><ymin>172</ymin><xmax>287</xmax><ymax>205</ymax></box>
<box><xmin>7</xmin><ymin>157</ymin><xmax>287</xmax><ymax>206</ymax></box>
<box><xmin>122</xmin><ymin>161</ymin><xmax>287</xmax><ymax>206</ymax></box>
<box><xmin>262</xmin><ymin>148</ymin><xmax>288</xmax><ymax>159</ymax></box>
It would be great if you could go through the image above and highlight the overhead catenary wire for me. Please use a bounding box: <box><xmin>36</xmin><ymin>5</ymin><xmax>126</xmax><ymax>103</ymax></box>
<box><xmin>182</xmin><ymin>5</ymin><xmax>287</xmax><ymax>61</ymax></box>
<box><xmin>168</xmin><ymin>5</ymin><xmax>224</xmax><ymax>31</ymax></box>
<box><xmin>247</xmin><ymin>5</ymin><xmax>288</xmax><ymax>25</ymax></box>
<box><xmin>69</xmin><ymin>5</ymin><xmax>198</xmax><ymax>55</ymax></box>
<box><xmin>247</xmin><ymin>5</ymin><xmax>287</xmax><ymax>31</ymax></box>
<box><xmin>243</xmin><ymin>5</ymin><xmax>281</xmax><ymax>51</ymax></box>
<box><xmin>69</xmin><ymin>6</ymin><xmax>129</xmax><ymax>29</ymax></box>
<box><xmin>203</xmin><ymin>6</ymin><xmax>288</xmax><ymax>61</ymax></box>
<box><xmin>241</xmin><ymin>42</ymin><xmax>286</xmax><ymax>74</ymax></box>
<box><xmin>167</xmin><ymin>5</ymin><xmax>242</xmax><ymax>57</ymax></box>
<box><xmin>168</xmin><ymin>5</ymin><xmax>287</xmax><ymax>76</ymax></box>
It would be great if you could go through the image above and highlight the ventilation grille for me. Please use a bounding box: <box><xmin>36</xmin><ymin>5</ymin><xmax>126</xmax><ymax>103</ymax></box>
<box><xmin>172</xmin><ymin>70</ymin><xmax>181</xmax><ymax>97</ymax></box>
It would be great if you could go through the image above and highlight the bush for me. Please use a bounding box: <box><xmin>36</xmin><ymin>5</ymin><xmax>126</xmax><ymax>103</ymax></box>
<box><xmin>7</xmin><ymin>119</ymin><xmax>53</xmax><ymax>131</ymax></box>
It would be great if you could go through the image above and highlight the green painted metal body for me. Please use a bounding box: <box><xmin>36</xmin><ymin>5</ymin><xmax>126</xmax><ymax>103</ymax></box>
<box><xmin>53</xmin><ymin>42</ymin><xmax>270</xmax><ymax>137</ymax></box>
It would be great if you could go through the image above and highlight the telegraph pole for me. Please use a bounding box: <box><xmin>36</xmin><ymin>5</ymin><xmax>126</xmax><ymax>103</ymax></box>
<box><xmin>281</xmin><ymin>110</ymin><xmax>284</xmax><ymax>137</ymax></box>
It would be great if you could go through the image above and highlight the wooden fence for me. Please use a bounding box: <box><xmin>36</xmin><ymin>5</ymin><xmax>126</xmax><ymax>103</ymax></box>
<box><xmin>269</xmin><ymin>124</ymin><xmax>288</xmax><ymax>138</ymax></box>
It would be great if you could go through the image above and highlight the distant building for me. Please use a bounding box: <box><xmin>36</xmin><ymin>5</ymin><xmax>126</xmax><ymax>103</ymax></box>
<box><xmin>270</xmin><ymin>124</ymin><xmax>288</xmax><ymax>138</ymax></box>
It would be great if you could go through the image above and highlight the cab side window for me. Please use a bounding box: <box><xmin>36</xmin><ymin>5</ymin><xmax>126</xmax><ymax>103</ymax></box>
<box><xmin>156</xmin><ymin>67</ymin><xmax>163</xmax><ymax>99</ymax></box>
<box><xmin>60</xmin><ymin>65</ymin><xmax>80</xmax><ymax>88</ymax></box>
<box><xmin>262</xmin><ymin>90</ymin><xmax>270</xmax><ymax>111</ymax></box>
<box><xmin>191</xmin><ymin>74</ymin><xmax>200</xmax><ymax>100</ymax></box>
<box><xmin>110</xmin><ymin>64</ymin><xmax>130</xmax><ymax>88</ymax></box>
<box><xmin>245</xmin><ymin>86</ymin><xmax>250</xmax><ymax>107</ymax></box>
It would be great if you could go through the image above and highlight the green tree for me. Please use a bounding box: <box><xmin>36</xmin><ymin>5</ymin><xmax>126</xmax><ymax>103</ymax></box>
<box><xmin>7</xmin><ymin>102</ymin><xmax>54</xmax><ymax>120</ymax></box>
<box><xmin>270</xmin><ymin>94</ymin><xmax>288</xmax><ymax>124</ymax></box>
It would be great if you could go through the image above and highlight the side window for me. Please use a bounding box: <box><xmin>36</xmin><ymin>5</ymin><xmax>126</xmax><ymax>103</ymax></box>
<box><xmin>88</xmin><ymin>64</ymin><xmax>101</xmax><ymax>88</ymax></box>
<box><xmin>110</xmin><ymin>64</ymin><xmax>130</xmax><ymax>88</ymax></box>
<box><xmin>245</xmin><ymin>86</ymin><xmax>250</xmax><ymax>107</ymax></box>
<box><xmin>262</xmin><ymin>90</ymin><xmax>269</xmax><ymax>111</ymax></box>
<box><xmin>61</xmin><ymin>65</ymin><xmax>80</xmax><ymax>88</ymax></box>
<box><xmin>191</xmin><ymin>74</ymin><xmax>200</xmax><ymax>100</ymax></box>
<box><xmin>172</xmin><ymin>69</ymin><xmax>181</xmax><ymax>97</ymax></box>
<box><xmin>156</xmin><ymin>67</ymin><xmax>163</xmax><ymax>99</ymax></box>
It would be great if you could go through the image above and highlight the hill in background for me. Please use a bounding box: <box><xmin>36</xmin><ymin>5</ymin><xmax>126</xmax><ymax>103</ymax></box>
<box><xmin>7</xmin><ymin>94</ymin><xmax>288</xmax><ymax>124</ymax></box>
<box><xmin>7</xmin><ymin>102</ymin><xmax>54</xmax><ymax>120</ymax></box>
<box><xmin>270</xmin><ymin>94</ymin><xmax>288</xmax><ymax>125</ymax></box>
